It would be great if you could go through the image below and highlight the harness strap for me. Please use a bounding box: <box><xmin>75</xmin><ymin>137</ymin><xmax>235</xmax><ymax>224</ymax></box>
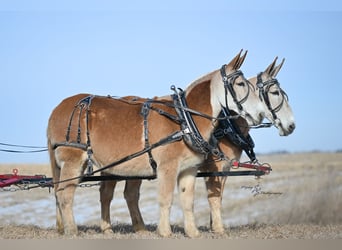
<box><xmin>257</xmin><ymin>73</ymin><xmax>288</xmax><ymax>121</ymax></box>
<box><xmin>56</xmin><ymin>95</ymin><xmax>95</xmax><ymax>174</ymax></box>
<box><xmin>141</xmin><ymin>101</ymin><xmax>157</xmax><ymax>174</ymax></box>
<box><xmin>220</xmin><ymin>66</ymin><xmax>244</xmax><ymax>112</ymax></box>
<box><xmin>171</xmin><ymin>86</ymin><xmax>224</xmax><ymax>160</ymax></box>
<box><xmin>90</xmin><ymin>130</ymin><xmax>183</xmax><ymax>176</ymax></box>
<box><xmin>53</xmin><ymin>142</ymin><xmax>88</xmax><ymax>151</ymax></box>
<box><xmin>149</xmin><ymin>106</ymin><xmax>181</xmax><ymax>123</ymax></box>
<box><xmin>213</xmin><ymin>107</ymin><xmax>256</xmax><ymax>162</ymax></box>
<box><xmin>53</xmin><ymin>95</ymin><xmax>185</xmax><ymax>177</ymax></box>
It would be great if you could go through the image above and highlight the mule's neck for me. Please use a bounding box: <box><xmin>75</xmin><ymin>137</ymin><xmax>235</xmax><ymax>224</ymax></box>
<box><xmin>185</xmin><ymin>79</ymin><xmax>218</xmax><ymax>141</ymax></box>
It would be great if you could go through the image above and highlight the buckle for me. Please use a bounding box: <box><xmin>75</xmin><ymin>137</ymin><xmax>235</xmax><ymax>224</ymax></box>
<box><xmin>257</xmin><ymin>81</ymin><xmax>264</xmax><ymax>89</ymax></box>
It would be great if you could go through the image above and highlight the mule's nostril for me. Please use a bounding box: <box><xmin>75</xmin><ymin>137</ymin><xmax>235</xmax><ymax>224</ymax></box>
<box><xmin>289</xmin><ymin>123</ymin><xmax>296</xmax><ymax>131</ymax></box>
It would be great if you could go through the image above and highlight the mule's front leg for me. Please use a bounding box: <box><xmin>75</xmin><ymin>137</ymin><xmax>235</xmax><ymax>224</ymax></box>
<box><xmin>100</xmin><ymin>180</ymin><xmax>117</xmax><ymax>234</ymax></box>
<box><xmin>52</xmin><ymin>169</ymin><xmax>64</xmax><ymax>234</ymax></box>
<box><xmin>205</xmin><ymin>176</ymin><xmax>227</xmax><ymax>234</ymax></box>
<box><xmin>124</xmin><ymin>180</ymin><xmax>146</xmax><ymax>232</ymax></box>
<box><xmin>177</xmin><ymin>168</ymin><xmax>200</xmax><ymax>238</ymax></box>
<box><xmin>55</xmin><ymin>192</ymin><xmax>64</xmax><ymax>234</ymax></box>
<box><xmin>56</xmin><ymin>180</ymin><xmax>78</xmax><ymax>235</ymax></box>
<box><xmin>54</xmin><ymin>149</ymin><xmax>86</xmax><ymax>235</ymax></box>
<box><xmin>157</xmin><ymin>170</ymin><xmax>177</xmax><ymax>237</ymax></box>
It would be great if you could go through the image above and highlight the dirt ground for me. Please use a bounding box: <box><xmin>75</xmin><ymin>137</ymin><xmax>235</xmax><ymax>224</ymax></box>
<box><xmin>1</xmin><ymin>152</ymin><xmax>341</xmax><ymax>239</ymax></box>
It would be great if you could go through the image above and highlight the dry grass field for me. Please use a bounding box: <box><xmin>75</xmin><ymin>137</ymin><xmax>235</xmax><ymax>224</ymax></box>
<box><xmin>0</xmin><ymin>152</ymin><xmax>341</xmax><ymax>239</ymax></box>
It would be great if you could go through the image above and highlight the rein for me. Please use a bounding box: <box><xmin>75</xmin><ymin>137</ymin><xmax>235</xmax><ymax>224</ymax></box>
<box><xmin>111</xmin><ymin>95</ymin><xmax>241</xmax><ymax>122</ymax></box>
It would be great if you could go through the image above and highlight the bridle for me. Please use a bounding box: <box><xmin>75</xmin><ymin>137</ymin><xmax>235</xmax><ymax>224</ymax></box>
<box><xmin>220</xmin><ymin>65</ymin><xmax>255</xmax><ymax>114</ymax></box>
<box><xmin>168</xmin><ymin>66</ymin><xmax>257</xmax><ymax>160</ymax></box>
<box><xmin>256</xmin><ymin>73</ymin><xmax>289</xmax><ymax>121</ymax></box>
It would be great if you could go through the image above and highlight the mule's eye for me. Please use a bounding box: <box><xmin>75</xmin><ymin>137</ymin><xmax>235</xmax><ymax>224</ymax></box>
<box><xmin>270</xmin><ymin>90</ymin><xmax>280</xmax><ymax>96</ymax></box>
<box><xmin>236</xmin><ymin>82</ymin><xmax>245</xmax><ymax>87</ymax></box>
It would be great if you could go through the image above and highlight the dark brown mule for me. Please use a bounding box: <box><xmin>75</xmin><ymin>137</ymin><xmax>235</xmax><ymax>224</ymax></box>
<box><xmin>99</xmin><ymin>57</ymin><xmax>295</xmax><ymax>235</ymax></box>
<box><xmin>47</xmin><ymin>50</ymin><xmax>265</xmax><ymax>237</ymax></box>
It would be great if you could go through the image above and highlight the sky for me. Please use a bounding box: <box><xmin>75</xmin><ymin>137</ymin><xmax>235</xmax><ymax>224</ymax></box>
<box><xmin>1</xmin><ymin>1</ymin><xmax>342</xmax><ymax>163</ymax></box>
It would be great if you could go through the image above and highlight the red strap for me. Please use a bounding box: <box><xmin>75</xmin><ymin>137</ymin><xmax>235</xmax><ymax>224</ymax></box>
<box><xmin>0</xmin><ymin>176</ymin><xmax>21</xmax><ymax>187</ymax></box>
<box><xmin>232</xmin><ymin>161</ymin><xmax>272</xmax><ymax>174</ymax></box>
<box><xmin>0</xmin><ymin>169</ymin><xmax>46</xmax><ymax>187</ymax></box>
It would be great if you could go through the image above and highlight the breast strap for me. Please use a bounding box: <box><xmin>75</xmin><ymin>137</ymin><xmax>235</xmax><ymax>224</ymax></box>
<box><xmin>213</xmin><ymin>107</ymin><xmax>256</xmax><ymax>162</ymax></box>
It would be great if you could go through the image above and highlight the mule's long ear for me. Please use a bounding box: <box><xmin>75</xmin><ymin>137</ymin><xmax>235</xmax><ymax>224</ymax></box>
<box><xmin>265</xmin><ymin>56</ymin><xmax>278</xmax><ymax>75</ymax></box>
<box><xmin>235</xmin><ymin>50</ymin><xmax>248</xmax><ymax>70</ymax></box>
<box><xmin>227</xmin><ymin>49</ymin><xmax>243</xmax><ymax>70</ymax></box>
<box><xmin>271</xmin><ymin>58</ymin><xmax>285</xmax><ymax>77</ymax></box>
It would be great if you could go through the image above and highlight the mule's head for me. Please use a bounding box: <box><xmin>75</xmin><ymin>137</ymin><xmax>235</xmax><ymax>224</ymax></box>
<box><xmin>215</xmin><ymin>50</ymin><xmax>265</xmax><ymax>126</ymax></box>
<box><xmin>250</xmin><ymin>57</ymin><xmax>295</xmax><ymax>136</ymax></box>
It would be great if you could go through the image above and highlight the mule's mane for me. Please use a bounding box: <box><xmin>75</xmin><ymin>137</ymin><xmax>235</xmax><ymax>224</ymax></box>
<box><xmin>185</xmin><ymin>69</ymin><xmax>218</xmax><ymax>93</ymax></box>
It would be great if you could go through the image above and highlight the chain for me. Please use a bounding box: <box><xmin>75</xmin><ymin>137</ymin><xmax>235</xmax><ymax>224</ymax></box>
<box><xmin>78</xmin><ymin>182</ymin><xmax>101</xmax><ymax>188</ymax></box>
<box><xmin>0</xmin><ymin>180</ymin><xmax>101</xmax><ymax>192</ymax></box>
<box><xmin>1</xmin><ymin>185</ymin><xmax>26</xmax><ymax>192</ymax></box>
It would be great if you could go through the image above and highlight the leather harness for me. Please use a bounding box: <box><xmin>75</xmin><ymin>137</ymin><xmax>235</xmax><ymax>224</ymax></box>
<box><xmin>52</xmin><ymin>66</ymin><xmax>259</xmax><ymax>176</ymax></box>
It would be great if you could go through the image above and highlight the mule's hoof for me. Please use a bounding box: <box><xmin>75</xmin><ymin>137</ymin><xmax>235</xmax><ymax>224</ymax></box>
<box><xmin>212</xmin><ymin>226</ymin><xmax>225</xmax><ymax>234</ymax></box>
<box><xmin>133</xmin><ymin>225</ymin><xmax>147</xmax><ymax>233</ymax></box>
<box><xmin>57</xmin><ymin>227</ymin><xmax>64</xmax><ymax>235</ymax></box>
<box><xmin>135</xmin><ymin>229</ymin><xmax>150</xmax><ymax>236</ymax></box>
<box><xmin>135</xmin><ymin>228</ymin><xmax>148</xmax><ymax>234</ymax></box>
<box><xmin>64</xmin><ymin>227</ymin><xmax>78</xmax><ymax>236</ymax></box>
<box><xmin>103</xmin><ymin>228</ymin><xmax>114</xmax><ymax>235</ymax></box>
<box><xmin>186</xmin><ymin>229</ymin><xmax>201</xmax><ymax>238</ymax></box>
<box><xmin>157</xmin><ymin>227</ymin><xmax>172</xmax><ymax>237</ymax></box>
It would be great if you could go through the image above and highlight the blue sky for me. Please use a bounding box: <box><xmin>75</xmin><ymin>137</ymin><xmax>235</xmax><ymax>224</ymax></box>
<box><xmin>1</xmin><ymin>1</ymin><xmax>342</xmax><ymax>163</ymax></box>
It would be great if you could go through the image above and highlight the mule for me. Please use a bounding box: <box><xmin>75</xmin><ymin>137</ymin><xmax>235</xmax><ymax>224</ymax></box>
<box><xmin>202</xmin><ymin>56</ymin><xmax>295</xmax><ymax>233</ymax></box>
<box><xmin>47</xmin><ymin>50</ymin><xmax>265</xmax><ymax>237</ymax></box>
<box><xmin>98</xmin><ymin>57</ymin><xmax>295</xmax><ymax>235</ymax></box>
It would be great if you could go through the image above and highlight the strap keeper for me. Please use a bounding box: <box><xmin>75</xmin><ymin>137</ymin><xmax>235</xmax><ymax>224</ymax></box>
<box><xmin>85</xmin><ymin>147</ymin><xmax>94</xmax><ymax>175</ymax></box>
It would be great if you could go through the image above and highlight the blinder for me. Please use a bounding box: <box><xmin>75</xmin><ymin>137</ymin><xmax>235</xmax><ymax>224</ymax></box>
<box><xmin>256</xmin><ymin>73</ymin><xmax>288</xmax><ymax>121</ymax></box>
<box><xmin>220</xmin><ymin>65</ymin><xmax>254</xmax><ymax>113</ymax></box>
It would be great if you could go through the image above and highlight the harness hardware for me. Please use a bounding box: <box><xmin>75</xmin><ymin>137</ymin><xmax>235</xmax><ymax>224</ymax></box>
<box><xmin>171</xmin><ymin>85</ymin><xmax>225</xmax><ymax>160</ymax></box>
